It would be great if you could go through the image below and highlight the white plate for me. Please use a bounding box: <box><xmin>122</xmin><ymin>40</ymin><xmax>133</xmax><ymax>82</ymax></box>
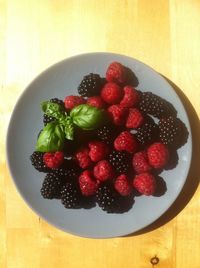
<box><xmin>6</xmin><ymin>53</ymin><xmax>192</xmax><ymax>238</ymax></box>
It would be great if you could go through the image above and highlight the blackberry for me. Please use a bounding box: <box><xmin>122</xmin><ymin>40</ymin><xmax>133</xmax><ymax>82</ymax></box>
<box><xmin>49</xmin><ymin>98</ymin><xmax>64</xmax><ymax>107</ymax></box>
<box><xmin>96</xmin><ymin>183</ymin><xmax>120</xmax><ymax>213</ymax></box>
<box><xmin>135</xmin><ymin>121</ymin><xmax>158</xmax><ymax>146</ymax></box>
<box><xmin>78</xmin><ymin>73</ymin><xmax>102</xmax><ymax>97</ymax></box>
<box><xmin>158</xmin><ymin>116</ymin><xmax>182</xmax><ymax>146</ymax></box>
<box><xmin>53</xmin><ymin>160</ymin><xmax>81</xmax><ymax>180</ymax></box>
<box><xmin>139</xmin><ymin>92</ymin><xmax>176</xmax><ymax>118</ymax></box>
<box><xmin>108</xmin><ymin>150</ymin><xmax>131</xmax><ymax>174</ymax></box>
<box><xmin>30</xmin><ymin>151</ymin><xmax>50</xmax><ymax>172</ymax></box>
<box><xmin>61</xmin><ymin>182</ymin><xmax>81</xmax><ymax>208</ymax></box>
<box><xmin>96</xmin><ymin>125</ymin><xmax>119</xmax><ymax>144</ymax></box>
<box><xmin>43</xmin><ymin>98</ymin><xmax>64</xmax><ymax>125</ymax></box>
<box><xmin>40</xmin><ymin>173</ymin><xmax>64</xmax><ymax>199</ymax></box>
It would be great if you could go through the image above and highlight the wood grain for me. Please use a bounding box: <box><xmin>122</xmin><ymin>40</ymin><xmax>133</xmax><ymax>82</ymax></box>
<box><xmin>1</xmin><ymin>0</ymin><xmax>200</xmax><ymax>267</ymax></box>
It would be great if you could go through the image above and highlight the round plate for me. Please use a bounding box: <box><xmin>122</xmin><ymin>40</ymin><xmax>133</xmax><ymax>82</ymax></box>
<box><xmin>6</xmin><ymin>53</ymin><xmax>192</xmax><ymax>238</ymax></box>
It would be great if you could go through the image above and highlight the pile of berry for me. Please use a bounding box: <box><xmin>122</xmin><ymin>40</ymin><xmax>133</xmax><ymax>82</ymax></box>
<box><xmin>30</xmin><ymin>61</ymin><xmax>188</xmax><ymax>213</ymax></box>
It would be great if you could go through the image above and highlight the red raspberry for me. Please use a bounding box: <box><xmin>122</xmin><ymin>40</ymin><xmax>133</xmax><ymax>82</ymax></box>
<box><xmin>75</xmin><ymin>147</ymin><xmax>92</xmax><ymax>169</ymax></box>
<box><xmin>79</xmin><ymin>170</ymin><xmax>98</xmax><ymax>196</ymax></box>
<box><xmin>64</xmin><ymin>95</ymin><xmax>85</xmax><ymax>110</ymax></box>
<box><xmin>133</xmin><ymin>172</ymin><xmax>156</xmax><ymax>196</ymax></box>
<box><xmin>120</xmin><ymin>86</ymin><xmax>140</xmax><ymax>108</ymax></box>
<box><xmin>87</xmin><ymin>96</ymin><xmax>105</xmax><ymax>109</ymax></box>
<box><xmin>88</xmin><ymin>141</ymin><xmax>109</xmax><ymax>162</ymax></box>
<box><xmin>132</xmin><ymin>151</ymin><xmax>152</xmax><ymax>174</ymax></box>
<box><xmin>147</xmin><ymin>142</ymin><xmax>169</xmax><ymax>169</ymax></box>
<box><xmin>93</xmin><ymin>160</ymin><xmax>114</xmax><ymax>182</ymax></box>
<box><xmin>101</xmin><ymin>82</ymin><xmax>123</xmax><ymax>104</ymax></box>
<box><xmin>106</xmin><ymin>62</ymin><xmax>126</xmax><ymax>84</ymax></box>
<box><xmin>114</xmin><ymin>131</ymin><xmax>138</xmax><ymax>153</ymax></box>
<box><xmin>107</xmin><ymin>104</ymin><xmax>128</xmax><ymax>126</ymax></box>
<box><xmin>126</xmin><ymin>108</ymin><xmax>144</xmax><ymax>129</ymax></box>
<box><xmin>114</xmin><ymin>174</ymin><xmax>132</xmax><ymax>196</ymax></box>
<box><xmin>43</xmin><ymin>151</ymin><xmax>64</xmax><ymax>169</ymax></box>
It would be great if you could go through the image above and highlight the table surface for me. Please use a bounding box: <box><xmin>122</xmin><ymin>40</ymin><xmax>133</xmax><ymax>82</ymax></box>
<box><xmin>1</xmin><ymin>1</ymin><xmax>200</xmax><ymax>267</ymax></box>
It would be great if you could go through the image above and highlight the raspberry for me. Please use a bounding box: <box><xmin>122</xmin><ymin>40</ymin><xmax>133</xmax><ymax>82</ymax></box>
<box><xmin>101</xmin><ymin>82</ymin><xmax>123</xmax><ymax>104</ymax></box>
<box><xmin>64</xmin><ymin>95</ymin><xmax>85</xmax><ymax>110</ymax></box>
<box><xmin>158</xmin><ymin>116</ymin><xmax>182</xmax><ymax>146</ymax></box>
<box><xmin>133</xmin><ymin>172</ymin><xmax>156</xmax><ymax>196</ymax></box>
<box><xmin>61</xmin><ymin>181</ymin><xmax>81</xmax><ymax>208</ymax></box>
<box><xmin>78</xmin><ymin>73</ymin><xmax>102</xmax><ymax>97</ymax></box>
<box><xmin>114</xmin><ymin>175</ymin><xmax>132</xmax><ymax>196</ymax></box>
<box><xmin>114</xmin><ymin>131</ymin><xmax>138</xmax><ymax>153</ymax></box>
<box><xmin>43</xmin><ymin>151</ymin><xmax>64</xmax><ymax>169</ymax></box>
<box><xmin>120</xmin><ymin>86</ymin><xmax>140</xmax><ymax>108</ymax></box>
<box><xmin>75</xmin><ymin>147</ymin><xmax>92</xmax><ymax>169</ymax></box>
<box><xmin>30</xmin><ymin>151</ymin><xmax>50</xmax><ymax>172</ymax></box>
<box><xmin>126</xmin><ymin>108</ymin><xmax>144</xmax><ymax>129</ymax></box>
<box><xmin>139</xmin><ymin>92</ymin><xmax>175</xmax><ymax>118</ymax></box>
<box><xmin>107</xmin><ymin>104</ymin><xmax>128</xmax><ymax>126</ymax></box>
<box><xmin>87</xmin><ymin>96</ymin><xmax>105</xmax><ymax>109</ymax></box>
<box><xmin>40</xmin><ymin>173</ymin><xmax>64</xmax><ymax>199</ymax></box>
<box><xmin>147</xmin><ymin>142</ymin><xmax>169</xmax><ymax>169</ymax></box>
<box><xmin>132</xmin><ymin>151</ymin><xmax>152</xmax><ymax>174</ymax></box>
<box><xmin>108</xmin><ymin>150</ymin><xmax>131</xmax><ymax>174</ymax></box>
<box><xmin>88</xmin><ymin>141</ymin><xmax>109</xmax><ymax>162</ymax></box>
<box><xmin>79</xmin><ymin>170</ymin><xmax>98</xmax><ymax>196</ymax></box>
<box><xmin>93</xmin><ymin>160</ymin><xmax>114</xmax><ymax>181</ymax></box>
<box><xmin>106</xmin><ymin>62</ymin><xmax>126</xmax><ymax>84</ymax></box>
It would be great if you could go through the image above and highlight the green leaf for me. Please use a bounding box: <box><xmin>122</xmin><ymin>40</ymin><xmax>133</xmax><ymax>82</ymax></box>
<box><xmin>36</xmin><ymin>122</ymin><xmax>65</xmax><ymax>152</ymax></box>
<box><xmin>70</xmin><ymin>104</ymin><xmax>107</xmax><ymax>130</ymax></box>
<box><xmin>41</xmin><ymin>101</ymin><xmax>65</xmax><ymax>120</ymax></box>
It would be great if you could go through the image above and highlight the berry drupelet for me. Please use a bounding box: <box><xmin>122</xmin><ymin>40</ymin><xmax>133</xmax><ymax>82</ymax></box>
<box><xmin>96</xmin><ymin>183</ymin><xmax>120</xmax><ymax>213</ymax></box>
<box><xmin>108</xmin><ymin>150</ymin><xmax>131</xmax><ymax>175</ymax></box>
<box><xmin>30</xmin><ymin>151</ymin><xmax>50</xmax><ymax>172</ymax></box>
<box><xmin>78</xmin><ymin>73</ymin><xmax>102</xmax><ymax>97</ymax></box>
<box><xmin>43</xmin><ymin>98</ymin><xmax>65</xmax><ymax>125</ymax></box>
<box><xmin>139</xmin><ymin>92</ymin><xmax>175</xmax><ymax>118</ymax></box>
<box><xmin>135</xmin><ymin>121</ymin><xmax>158</xmax><ymax>146</ymax></box>
<box><xmin>40</xmin><ymin>173</ymin><xmax>64</xmax><ymax>199</ymax></box>
<box><xmin>61</xmin><ymin>181</ymin><xmax>81</xmax><ymax>208</ymax></box>
<box><xmin>158</xmin><ymin>116</ymin><xmax>181</xmax><ymax>147</ymax></box>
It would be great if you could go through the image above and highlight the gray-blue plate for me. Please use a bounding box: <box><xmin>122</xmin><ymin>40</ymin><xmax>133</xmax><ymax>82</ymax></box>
<box><xmin>6</xmin><ymin>53</ymin><xmax>192</xmax><ymax>238</ymax></box>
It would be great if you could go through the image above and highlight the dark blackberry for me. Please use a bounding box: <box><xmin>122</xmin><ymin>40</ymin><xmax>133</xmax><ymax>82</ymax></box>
<box><xmin>61</xmin><ymin>181</ymin><xmax>81</xmax><ymax>208</ymax></box>
<box><xmin>43</xmin><ymin>98</ymin><xmax>64</xmax><ymax>125</ymax></box>
<box><xmin>43</xmin><ymin>114</ymin><xmax>56</xmax><ymax>125</ymax></box>
<box><xmin>135</xmin><ymin>121</ymin><xmax>158</xmax><ymax>146</ymax></box>
<box><xmin>96</xmin><ymin>125</ymin><xmax>119</xmax><ymax>144</ymax></box>
<box><xmin>108</xmin><ymin>150</ymin><xmax>131</xmax><ymax>174</ymax></box>
<box><xmin>139</xmin><ymin>92</ymin><xmax>176</xmax><ymax>118</ymax></box>
<box><xmin>50</xmin><ymin>98</ymin><xmax>64</xmax><ymax>107</ymax></box>
<box><xmin>78</xmin><ymin>73</ymin><xmax>102</xmax><ymax>97</ymax></box>
<box><xmin>158</xmin><ymin>116</ymin><xmax>182</xmax><ymax>147</ymax></box>
<box><xmin>40</xmin><ymin>173</ymin><xmax>64</xmax><ymax>199</ymax></box>
<box><xmin>96</xmin><ymin>183</ymin><xmax>120</xmax><ymax>213</ymax></box>
<box><xmin>53</xmin><ymin>160</ymin><xmax>81</xmax><ymax>180</ymax></box>
<box><xmin>30</xmin><ymin>151</ymin><xmax>50</xmax><ymax>172</ymax></box>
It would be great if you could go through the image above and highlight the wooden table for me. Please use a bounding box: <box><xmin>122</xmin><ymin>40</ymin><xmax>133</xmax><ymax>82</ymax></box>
<box><xmin>1</xmin><ymin>1</ymin><xmax>200</xmax><ymax>267</ymax></box>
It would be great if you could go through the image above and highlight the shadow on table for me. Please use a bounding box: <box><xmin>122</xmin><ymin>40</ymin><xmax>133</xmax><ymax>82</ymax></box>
<box><xmin>127</xmin><ymin>76</ymin><xmax>200</xmax><ymax>237</ymax></box>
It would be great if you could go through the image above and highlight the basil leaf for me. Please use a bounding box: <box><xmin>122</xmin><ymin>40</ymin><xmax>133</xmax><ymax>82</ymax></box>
<box><xmin>36</xmin><ymin>122</ymin><xmax>65</xmax><ymax>152</ymax></box>
<box><xmin>64</xmin><ymin>123</ymin><xmax>74</xmax><ymax>140</ymax></box>
<box><xmin>41</xmin><ymin>101</ymin><xmax>65</xmax><ymax>120</ymax></box>
<box><xmin>70</xmin><ymin>104</ymin><xmax>107</xmax><ymax>130</ymax></box>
